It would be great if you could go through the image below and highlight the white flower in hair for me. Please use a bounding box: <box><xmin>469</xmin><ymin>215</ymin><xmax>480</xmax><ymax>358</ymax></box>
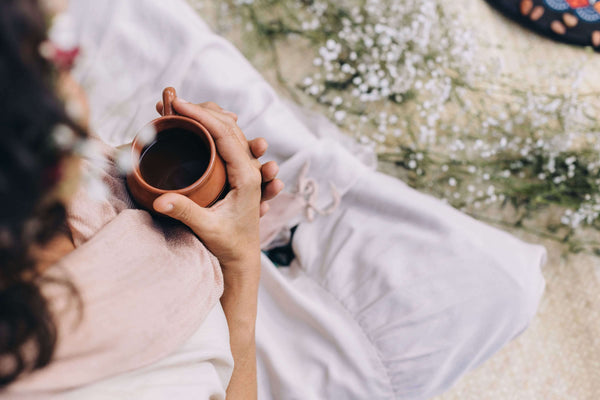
<box><xmin>47</xmin><ymin>13</ymin><xmax>78</xmax><ymax>51</ymax></box>
<box><xmin>51</xmin><ymin>124</ymin><xmax>76</xmax><ymax>150</ymax></box>
<box><xmin>38</xmin><ymin>6</ymin><xmax>80</xmax><ymax>70</ymax></box>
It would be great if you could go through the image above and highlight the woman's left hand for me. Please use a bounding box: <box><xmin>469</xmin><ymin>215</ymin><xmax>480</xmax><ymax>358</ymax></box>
<box><xmin>152</xmin><ymin>98</ymin><xmax>283</xmax><ymax>272</ymax></box>
<box><xmin>155</xmin><ymin>99</ymin><xmax>282</xmax><ymax>217</ymax></box>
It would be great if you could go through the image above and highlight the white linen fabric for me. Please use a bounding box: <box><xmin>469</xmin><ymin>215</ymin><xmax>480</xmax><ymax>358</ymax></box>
<box><xmin>50</xmin><ymin>304</ymin><xmax>233</xmax><ymax>400</ymax></box>
<box><xmin>64</xmin><ymin>0</ymin><xmax>547</xmax><ymax>399</ymax></box>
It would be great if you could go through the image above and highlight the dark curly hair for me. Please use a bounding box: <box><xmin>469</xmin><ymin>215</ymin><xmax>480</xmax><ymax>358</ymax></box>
<box><xmin>0</xmin><ymin>0</ymin><xmax>86</xmax><ymax>388</ymax></box>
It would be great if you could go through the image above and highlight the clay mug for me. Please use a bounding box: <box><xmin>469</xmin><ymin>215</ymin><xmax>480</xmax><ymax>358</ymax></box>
<box><xmin>126</xmin><ymin>87</ymin><xmax>228</xmax><ymax>211</ymax></box>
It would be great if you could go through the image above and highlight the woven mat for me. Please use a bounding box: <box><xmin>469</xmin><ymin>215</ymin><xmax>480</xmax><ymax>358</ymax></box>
<box><xmin>485</xmin><ymin>0</ymin><xmax>600</xmax><ymax>48</ymax></box>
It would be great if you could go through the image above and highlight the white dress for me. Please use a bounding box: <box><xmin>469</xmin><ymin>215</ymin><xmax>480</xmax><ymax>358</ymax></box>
<box><xmin>64</xmin><ymin>0</ymin><xmax>547</xmax><ymax>399</ymax></box>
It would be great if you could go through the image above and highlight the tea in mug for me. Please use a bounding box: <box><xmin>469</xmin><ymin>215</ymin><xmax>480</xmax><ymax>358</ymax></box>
<box><xmin>139</xmin><ymin>128</ymin><xmax>210</xmax><ymax>190</ymax></box>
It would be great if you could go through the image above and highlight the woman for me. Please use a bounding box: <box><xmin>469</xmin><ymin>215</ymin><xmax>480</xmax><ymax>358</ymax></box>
<box><xmin>1</xmin><ymin>1</ymin><xmax>281</xmax><ymax>398</ymax></box>
<box><xmin>2</xmin><ymin>0</ymin><xmax>547</xmax><ymax>399</ymax></box>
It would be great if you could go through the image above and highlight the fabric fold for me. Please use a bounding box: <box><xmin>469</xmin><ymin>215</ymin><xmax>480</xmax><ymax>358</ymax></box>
<box><xmin>7</xmin><ymin>141</ymin><xmax>225</xmax><ymax>396</ymax></box>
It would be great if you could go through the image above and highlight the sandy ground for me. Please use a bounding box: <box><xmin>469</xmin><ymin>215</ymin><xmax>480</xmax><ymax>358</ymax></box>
<box><xmin>195</xmin><ymin>1</ymin><xmax>600</xmax><ymax>398</ymax></box>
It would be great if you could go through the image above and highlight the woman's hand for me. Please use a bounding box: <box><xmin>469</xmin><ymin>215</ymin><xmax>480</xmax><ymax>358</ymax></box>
<box><xmin>152</xmin><ymin>99</ymin><xmax>283</xmax><ymax>274</ymax></box>
<box><xmin>153</xmin><ymin>98</ymin><xmax>277</xmax><ymax>400</ymax></box>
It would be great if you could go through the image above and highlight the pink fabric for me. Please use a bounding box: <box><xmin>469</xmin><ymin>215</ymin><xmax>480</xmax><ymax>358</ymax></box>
<box><xmin>6</xmin><ymin>140</ymin><xmax>224</xmax><ymax>396</ymax></box>
<box><xmin>259</xmin><ymin>162</ymin><xmax>340</xmax><ymax>250</ymax></box>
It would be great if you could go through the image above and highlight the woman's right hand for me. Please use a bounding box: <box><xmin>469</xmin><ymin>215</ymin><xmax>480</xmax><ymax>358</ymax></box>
<box><xmin>152</xmin><ymin>98</ymin><xmax>283</xmax><ymax>277</ymax></box>
<box><xmin>153</xmin><ymin>99</ymin><xmax>274</xmax><ymax>399</ymax></box>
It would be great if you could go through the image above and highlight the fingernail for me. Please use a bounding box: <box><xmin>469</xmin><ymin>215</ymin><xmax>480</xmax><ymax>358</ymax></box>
<box><xmin>156</xmin><ymin>202</ymin><xmax>174</xmax><ymax>213</ymax></box>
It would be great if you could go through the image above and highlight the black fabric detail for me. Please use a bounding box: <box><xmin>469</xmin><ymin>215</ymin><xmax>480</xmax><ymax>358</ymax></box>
<box><xmin>264</xmin><ymin>225</ymin><xmax>299</xmax><ymax>267</ymax></box>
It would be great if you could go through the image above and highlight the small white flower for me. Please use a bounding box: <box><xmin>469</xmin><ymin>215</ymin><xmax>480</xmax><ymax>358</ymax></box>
<box><xmin>448</xmin><ymin>177</ymin><xmax>457</xmax><ymax>187</ymax></box>
<box><xmin>52</xmin><ymin>124</ymin><xmax>76</xmax><ymax>150</ymax></box>
<box><xmin>65</xmin><ymin>99</ymin><xmax>85</xmax><ymax>122</ymax></box>
<box><xmin>334</xmin><ymin>110</ymin><xmax>346</xmax><ymax>122</ymax></box>
<box><xmin>115</xmin><ymin>146</ymin><xmax>134</xmax><ymax>174</ymax></box>
<box><xmin>367</xmin><ymin>75</ymin><xmax>379</xmax><ymax>87</ymax></box>
<box><xmin>47</xmin><ymin>14</ymin><xmax>78</xmax><ymax>50</ymax></box>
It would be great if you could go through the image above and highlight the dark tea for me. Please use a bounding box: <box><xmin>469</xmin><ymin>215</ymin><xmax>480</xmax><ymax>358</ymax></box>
<box><xmin>139</xmin><ymin>128</ymin><xmax>210</xmax><ymax>190</ymax></box>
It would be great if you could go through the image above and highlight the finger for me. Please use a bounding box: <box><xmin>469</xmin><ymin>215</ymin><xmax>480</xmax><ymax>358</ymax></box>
<box><xmin>157</xmin><ymin>99</ymin><xmax>237</xmax><ymax>120</ymax></box>
<box><xmin>153</xmin><ymin>193</ymin><xmax>212</xmax><ymax>234</ymax></box>
<box><xmin>259</xmin><ymin>201</ymin><xmax>270</xmax><ymax>218</ymax></box>
<box><xmin>261</xmin><ymin>161</ymin><xmax>279</xmax><ymax>183</ymax></box>
<box><xmin>249</xmin><ymin>137</ymin><xmax>268</xmax><ymax>158</ymax></box>
<box><xmin>222</xmin><ymin>110</ymin><xmax>238</xmax><ymax>122</ymax></box>
<box><xmin>198</xmin><ymin>102</ymin><xmax>238</xmax><ymax>122</ymax></box>
<box><xmin>199</xmin><ymin>101</ymin><xmax>223</xmax><ymax>113</ymax></box>
<box><xmin>172</xmin><ymin>100</ymin><xmax>251</xmax><ymax>171</ymax></box>
<box><xmin>262</xmin><ymin>179</ymin><xmax>284</xmax><ymax>202</ymax></box>
<box><xmin>203</xmin><ymin>107</ymin><xmax>245</xmax><ymax>143</ymax></box>
<box><xmin>174</xmin><ymin>99</ymin><xmax>246</xmax><ymax>148</ymax></box>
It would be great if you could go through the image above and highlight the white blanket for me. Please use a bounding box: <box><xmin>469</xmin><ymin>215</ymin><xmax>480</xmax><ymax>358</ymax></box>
<box><xmin>65</xmin><ymin>0</ymin><xmax>547</xmax><ymax>399</ymax></box>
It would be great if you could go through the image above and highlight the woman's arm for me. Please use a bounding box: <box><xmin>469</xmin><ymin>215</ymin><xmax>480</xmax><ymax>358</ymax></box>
<box><xmin>152</xmin><ymin>98</ymin><xmax>282</xmax><ymax>399</ymax></box>
<box><xmin>220</xmin><ymin>269</ymin><xmax>259</xmax><ymax>399</ymax></box>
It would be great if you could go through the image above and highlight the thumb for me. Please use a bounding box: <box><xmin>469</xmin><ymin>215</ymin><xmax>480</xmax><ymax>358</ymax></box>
<box><xmin>153</xmin><ymin>193</ymin><xmax>212</xmax><ymax>234</ymax></box>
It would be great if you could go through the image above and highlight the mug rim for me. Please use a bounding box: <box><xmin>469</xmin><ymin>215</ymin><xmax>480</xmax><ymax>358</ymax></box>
<box><xmin>130</xmin><ymin>115</ymin><xmax>218</xmax><ymax>195</ymax></box>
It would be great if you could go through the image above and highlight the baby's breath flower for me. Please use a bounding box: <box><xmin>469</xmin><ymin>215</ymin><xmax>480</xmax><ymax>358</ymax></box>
<box><xmin>51</xmin><ymin>124</ymin><xmax>76</xmax><ymax>150</ymax></box>
<box><xmin>115</xmin><ymin>147</ymin><xmax>134</xmax><ymax>174</ymax></box>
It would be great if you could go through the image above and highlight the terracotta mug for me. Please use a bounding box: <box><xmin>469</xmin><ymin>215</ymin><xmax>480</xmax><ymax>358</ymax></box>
<box><xmin>126</xmin><ymin>87</ymin><xmax>228</xmax><ymax>211</ymax></box>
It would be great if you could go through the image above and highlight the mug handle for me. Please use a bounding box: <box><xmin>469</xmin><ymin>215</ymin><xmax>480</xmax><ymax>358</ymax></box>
<box><xmin>162</xmin><ymin>87</ymin><xmax>177</xmax><ymax>116</ymax></box>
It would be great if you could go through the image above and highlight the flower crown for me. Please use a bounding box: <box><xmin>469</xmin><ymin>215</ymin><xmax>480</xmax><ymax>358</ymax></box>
<box><xmin>37</xmin><ymin>4</ymin><xmax>144</xmax><ymax>201</ymax></box>
<box><xmin>39</xmin><ymin>7</ymin><xmax>80</xmax><ymax>71</ymax></box>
